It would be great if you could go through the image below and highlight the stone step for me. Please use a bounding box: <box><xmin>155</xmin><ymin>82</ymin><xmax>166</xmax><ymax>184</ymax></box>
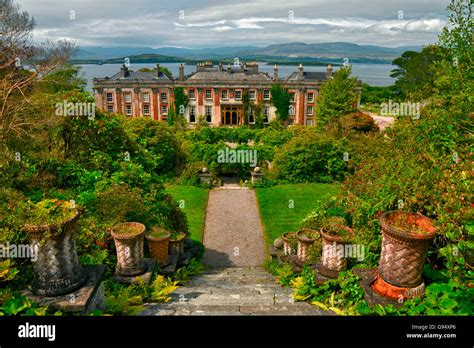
<box><xmin>140</xmin><ymin>303</ymin><xmax>329</xmax><ymax>316</ymax></box>
<box><xmin>168</xmin><ymin>291</ymin><xmax>293</xmax><ymax>306</ymax></box>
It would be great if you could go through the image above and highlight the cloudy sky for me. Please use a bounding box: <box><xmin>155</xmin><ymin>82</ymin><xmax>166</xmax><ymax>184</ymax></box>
<box><xmin>16</xmin><ymin>0</ymin><xmax>450</xmax><ymax>48</ymax></box>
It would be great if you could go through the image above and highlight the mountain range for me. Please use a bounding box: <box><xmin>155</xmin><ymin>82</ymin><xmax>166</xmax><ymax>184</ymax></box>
<box><xmin>74</xmin><ymin>42</ymin><xmax>421</xmax><ymax>64</ymax></box>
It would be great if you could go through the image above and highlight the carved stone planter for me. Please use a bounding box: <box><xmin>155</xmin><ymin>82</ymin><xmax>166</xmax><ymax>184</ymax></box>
<box><xmin>282</xmin><ymin>232</ymin><xmax>296</xmax><ymax>256</ymax></box>
<box><xmin>145</xmin><ymin>227</ymin><xmax>170</xmax><ymax>266</ymax></box>
<box><xmin>296</xmin><ymin>229</ymin><xmax>320</xmax><ymax>264</ymax></box>
<box><xmin>23</xmin><ymin>212</ymin><xmax>86</xmax><ymax>297</ymax></box>
<box><xmin>110</xmin><ymin>222</ymin><xmax>146</xmax><ymax>277</ymax></box>
<box><xmin>169</xmin><ymin>232</ymin><xmax>186</xmax><ymax>259</ymax></box>
<box><xmin>372</xmin><ymin>211</ymin><xmax>437</xmax><ymax>300</ymax></box>
<box><xmin>318</xmin><ymin>224</ymin><xmax>354</xmax><ymax>279</ymax></box>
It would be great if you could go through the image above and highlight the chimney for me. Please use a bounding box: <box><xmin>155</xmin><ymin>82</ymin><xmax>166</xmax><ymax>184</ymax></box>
<box><xmin>179</xmin><ymin>64</ymin><xmax>184</xmax><ymax>81</ymax></box>
<box><xmin>227</xmin><ymin>64</ymin><xmax>232</xmax><ymax>73</ymax></box>
<box><xmin>219</xmin><ymin>61</ymin><xmax>223</xmax><ymax>70</ymax></box>
<box><xmin>298</xmin><ymin>63</ymin><xmax>304</xmax><ymax>75</ymax></box>
<box><xmin>120</xmin><ymin>64</ymin><xmax>128</xmax><ymax>78</ymax></box>
<box><xmin>273</xmin><ymin>64</ymin><xmax>278</xmax><ymax>81</ymax></box>
<box><xmin>155</xmin><ymin>64</ymin><xmax>160</xmax><ymax>78</ymax></box>
<box><xmin>327</xmin><ymin>64</ymin><xmax>333</xmax><ymax>79</ymax></box>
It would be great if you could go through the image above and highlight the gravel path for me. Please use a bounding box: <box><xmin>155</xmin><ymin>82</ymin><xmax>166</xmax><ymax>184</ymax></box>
<box><xmin>202</xmin><ymin>187</ymin><xmax>266</xmax><ymax>268</ymax></box>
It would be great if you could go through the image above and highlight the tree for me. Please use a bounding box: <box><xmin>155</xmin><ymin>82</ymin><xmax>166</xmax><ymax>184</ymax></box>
<box><xmin>168</xmin><ymin>87</ymin><xmax>188</xmax><ymax>126</ymax></box>
<box><xmin>315</xmin><ymin>66</ymin><xmax>359</xmax><ymax>126</ymax></box>
<box><xmin>270</xmin><ymin>84</ymin><xmax>291</xmax><ymax>124</ymax></box>
<box><xmin>390</xmin><ymin>45</ymin><xmax>446</xmax><ymax>100</ymax></box>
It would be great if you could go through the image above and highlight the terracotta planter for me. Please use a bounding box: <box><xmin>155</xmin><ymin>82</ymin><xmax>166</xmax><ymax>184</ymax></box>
<box><xmin>318</xmin><ymin>225</ymin><xmax>354</xmax><ymax>278</ymax></box>
<box><xmin>296</xmin><ymin>229</ymin><xmax>320</xmax><ymax>263</ymax></box>
<box><xmin>373</xmin><ymin>211</ymin><xmax>437</xmax><ymax>300</ymax></box>
<box><xmin>146</xmin><ymin>229</ymin><xmax>170</xmax><ymax>266</ymax></box>
<box><xmin>282</xmin><ymin>232</ymin><xmax>296</xmax><ymax>256</ymax></box>
<box><xmin>110</xmin><ymin>222</ymin><xmax>146</xmax><ymax>277</ymax></box>
<box><xmin>169</xmin><ymin>232</ymin><xmax>186</xmax><ymax>259</ymax></box>
<box><xmin>23</xmin><ymin>212</ymin><xmax>86</xmax><ymax>296</ymax></box>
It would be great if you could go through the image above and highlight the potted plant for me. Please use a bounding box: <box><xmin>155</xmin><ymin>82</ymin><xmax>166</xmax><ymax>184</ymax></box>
<box><xmin>282</xmin><ymin>232</ymin><xmax>297</xmax><ymax>256</ymax></box>
<box><xmin>296</xmin><ymin>229</ymin><xmax>320</xmax><ymax>263</ymax></box>
<box><xmin>145</xmin><ymin>227</ymin><xmax>170</xmax><ymax>266</ymax></box>
<box><xmin>372</xmin><ymin>211</ymin><xmax>437</xmax><ymax>300</ymax></box>
<box><xmin>169</xmin><ymin>231</ymin><xmax>186</xmax><ymax>259</ymax></box>
<box><xmin>110</xmin><ymin>222</ymin><xmax>146</xmax><ymax>277</ymax></box>
<box><xmin>318</xmin><ymin>216</ymin><xmax>354</xmax><ymax>278</ymax></box>
<box><xmin>22</xmin><ymin>199</ymin><xmax>86</xmax><ymax>296</ymax></box>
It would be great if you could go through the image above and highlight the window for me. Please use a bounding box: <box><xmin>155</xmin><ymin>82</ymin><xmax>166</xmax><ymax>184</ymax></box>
<box><xmin>142</xmin><ymin>93</ymin><xmax>150</xmax><ymax>103</ymax></box>
<box><xmin>189</xmin><ymin>106</ymin><xmax>196</xmax><ymax>123</ymax></box>
<box><xmin>263</xmin><ymin>106</ymin><xmax>270</xmax><ymax>123</ymax></box>
<box><xmin>306</xmin><ymin>119</ymin><xmax>314</xmax><ymax>126</ymax></box>
<box><xmin>249</xmin><ymin>90</ymin><xmax>256</xmax><ymax>100</ymax></box>
<box><xmin>124</xmin><ymin>93</ymin><xmax>132</xmax><ymax>103</ymax></box>
<box><xmin>107</xmin><ymin>105</ymin><xmax>114</xmax><ymax>113</ymax></box>
<box><xmin>125</xmin><ymin>105</ymin><xmax>132</xmax><ymax>116</ymax></box>
<box><xmin>307</xmin><ymin>106</ymin><xmax>313</xmax><ymax>115</ymax></box>
<box><xmin>235</xmin><ymin>90</ymin><xmax>242</xmax><ymax>100</ymax></box>
<box><xmin>205</xmin><ymin>106</ymin><xmax>212</xmax><ymax>123</ymax></box>
<box><xmin>143</xmin><ymin>104</ymin><xmax>150</xmax><ymax>115</ymax></box>
<box><xmin>106</xmin><ymin>93</ymin><xmax>113</xmax><ymax>102</ymax></box>
<box><xmin>161</xmin><ymin>105</ymin><xmax>168</xmax><ymax>115</ymax></box>
<box><xmin>248</xmin><ymin>108</ymin><xmax>255</xmax><ymax>124</ymax></box>
<box><xmin>188</xmin><ymin>89</ymin><xmax>195</xmax><ymax>99</ymax></box>
<box><xmin>221</xmin><ymin>90</ymin><xmax>228</xmax><ymax>99</ymax></box>
<box><xmin>160</xmin><ymin>93</ymin><xmax>167</xmax><ymax>102</ymax></box>
<box><xmin>263</xmin><ymin>89</ymin><xmax>270</xmax><ymax>100</ymax></box>
<box><xmin>307</xmin><ymin>93</ymin><xmax>314</xmax><ymax>103</ymax></box>
<box><xmin>205</xmin><ymin>90</ymin><xmax>212</xmax><ymax>99</ymax></box>
<box><xmin>289</xmin><ymin>93</ymin><xmax>295</xmax><ymax>103</ymax></box>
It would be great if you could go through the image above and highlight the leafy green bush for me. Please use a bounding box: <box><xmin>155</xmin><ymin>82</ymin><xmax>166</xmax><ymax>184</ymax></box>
<box><xmin>273</xmin><ymin>131</ymin><xmax>348</xmax><ymax>183</ymax></box>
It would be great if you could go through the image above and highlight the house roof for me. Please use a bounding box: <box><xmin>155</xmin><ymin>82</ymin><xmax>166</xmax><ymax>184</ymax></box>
<box><xmin>286</xmin><ymin>71</ymin><xmax>328</xmax><ymax>81</ymax></box>
<box><xmin>106</xmin><ymin>69</ymin><xmax>172</xmax><ymax>81</ymax></box>
<box><xmin>185</xmin><ymin>69</ymin><xmax>272</xmax><ymax>82</ymax></box>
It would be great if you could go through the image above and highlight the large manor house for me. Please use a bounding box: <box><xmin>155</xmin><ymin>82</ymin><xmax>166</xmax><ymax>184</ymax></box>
<box><xmin>93</xmin><ymin>61</ymin><xmax>361</xmax><ymax>127</ymax></box>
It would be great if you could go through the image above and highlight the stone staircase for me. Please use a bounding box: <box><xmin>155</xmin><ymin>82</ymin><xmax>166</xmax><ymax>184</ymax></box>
<box><xmin>140</xmin><ymin>267</ymin><xmax>330</xmax><ymax>315</ymax></box>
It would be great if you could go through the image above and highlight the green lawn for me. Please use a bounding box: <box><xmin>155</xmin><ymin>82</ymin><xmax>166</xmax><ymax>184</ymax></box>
<box><xmin>256</xmin><ymin>183</ymin><xmax>339</xmax><ymax>245</ymax></box>
<box><xmin>165</xmin><ymin>185</ymin><xmax>209</xmax><ymax>242</ymax></box>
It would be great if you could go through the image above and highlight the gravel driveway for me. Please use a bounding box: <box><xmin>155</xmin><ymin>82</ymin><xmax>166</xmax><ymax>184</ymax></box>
<box><xmin>202</xmin><ymin>188</ymin><xmax>266</xmax><ymax>268</ymax></box>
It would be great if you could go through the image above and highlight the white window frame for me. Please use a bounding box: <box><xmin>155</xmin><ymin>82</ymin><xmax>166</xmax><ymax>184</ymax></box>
<box><xmin>125</xmin><ymin>104</ymin><xmax>132</xmax><ymax>116</ymax></box>
<box><xmin>143</xmin><ymin>104</ymin><xmax>150</xmax><ymax>116</ymax></box>
<box><xmin>235</xmin><ymin>90</ymin><xmax>242</xmax><ymax>100</ymax></box>
<box><xmin>249</xmin><ymin>90</ymin><xmax>256</xmax><ymax>100</ymax></box>
<box><xmin>107</xmin><ymin>104</ymin><xmax>114</xmax><ymax>113</ymax></box>
<box><xmin>189</xmin><ymin>106</ymin><xmax>196</xmax><ymax>123</ymax></box>
<box><xmin>307</xmin><ymin>105</ymin><xmax>314</xmax><ymax>115</ymax></box>
<box><xmin>289</xmin><ymin>93</ymin><xmax>295</xmax><ymax>103</ymax></box>
<box><xmin>160</xmin><ymin>92</ymin><xmax>168</xmax><ymax>102</ymax></box>
<box><xmin>307</xmin><ymin>93</ymin><xmax>314</xmax><ymax>103</ymax></box>
<box><xmin>221</xmin><ymin>89</ymin><xmax>228</xmax><ymax>99</ymax></box>
<box><xmin>263</xmin><ymin>89</ymin><xmax>270</xmax><ymax>100</ymax></box>
<box><xmin>248</xmin><ymin>108</ymin><xmax>255</xmax><ymax>124</ymax></box>
<box><xmin>205</xmin><ymin>106</ymin><xmax>212</xmax><ymax>123</ymax></box>
<box><xmin>188</xmin><ymin>89</ymin><xmax>195</xmax><ymax>99</ymax></box>
<box><xmin>161</xmin><ymin>105</ymin><xmax>168</xmax><ymax>115</ymax></box>
<box><xmin>106</xmin><ymin>93</ymin><xmax>113</xmax><ymax>103</ymax></box>
<box><xmin>124</xmin><ymin>93</ymin><xmax>132</xmax><ymax>103</ymax></box>
<box><xmin>205</xmin><ymin>89</ymin><xmax>212</xmax><ymax>99</ymax></box>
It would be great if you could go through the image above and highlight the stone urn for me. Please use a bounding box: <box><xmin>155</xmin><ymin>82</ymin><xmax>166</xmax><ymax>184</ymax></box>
<box><xmin>282</xmin><ymin>232</ymin><xmax>296</xmax><ymax>256</ymax></box>
<box><xmin>372</xmin><ymin>211</ymin><xmax>437</xmax><ymax>300</ymax></box>
<box><xmin>110</xmin><ymin>222</ymin><xmax>146</xmax><ymax>277</ymax></box>
<box><xmin>145</xmin><ymin>227</ymin><xmax>170</xmax><ymax>266</ymax></box>
<box><xmin>318</xmin><ymin>220</ymin><xmax>354</xmax><ymax>279</ymax></box>
<box><xmin>23</xmin><ymin>212</ymin><xmax>86</xmax><ymax>297</ymax></box>
<box><xmin>169</xmin><ymin>232</ymin><xmax>186</xmax><ymax>260</ymax></box>
<box><xmin>296</xmin><ymin>229</ymin><xmax>320</xmax><ymax>264</ymax></box>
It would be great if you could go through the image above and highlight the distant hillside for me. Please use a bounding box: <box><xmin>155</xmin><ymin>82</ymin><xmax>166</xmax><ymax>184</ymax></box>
<box><xmin>73</xmin><ymin>42</ymin><xmax>422</xmax><ymax>64</ymax></box>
